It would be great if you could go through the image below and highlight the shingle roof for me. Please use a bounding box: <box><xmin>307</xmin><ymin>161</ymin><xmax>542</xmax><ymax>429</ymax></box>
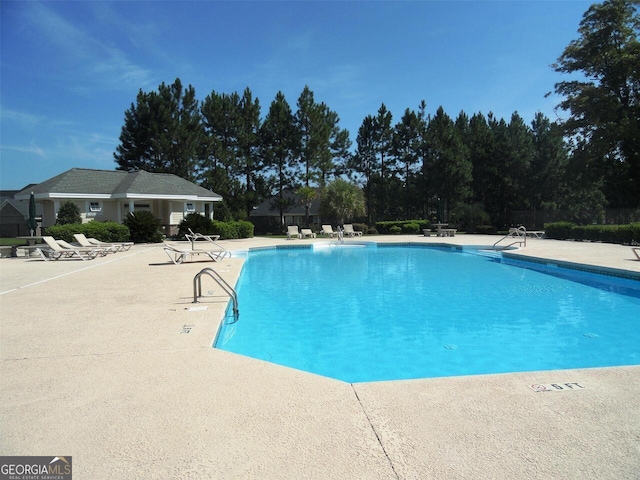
<box><xmin>15</xmin><ymin>168</ymin><xmax>222</xmax><ymax>201</ymax></box>
<box><xmin>250</xmin><ymin>189</ymin><xmax>321</xmax><ymax>217</ymax></box>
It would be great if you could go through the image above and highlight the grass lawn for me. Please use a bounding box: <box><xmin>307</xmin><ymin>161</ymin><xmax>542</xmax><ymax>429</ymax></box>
<box><xmin>0</xmin><ymin>238</ymin><xmax>30</xmax><ymax>246</ymax></box>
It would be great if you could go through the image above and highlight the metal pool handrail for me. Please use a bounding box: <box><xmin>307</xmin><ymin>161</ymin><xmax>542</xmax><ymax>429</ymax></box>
<box><xmin>494</xmin><ymin>226</ymin><xmax>527</xmax><ymax>250</ymax></box>
<box><xmin>193</xmin><ymin>267</ymin><xmax>239</xmax><ymax>320</ymax></box>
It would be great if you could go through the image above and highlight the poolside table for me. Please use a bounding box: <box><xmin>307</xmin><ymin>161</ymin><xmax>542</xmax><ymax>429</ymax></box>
<box><xmin>16</xmin><ymin>236</ymin><xmax>44</xmax><ymax>257</ymax></box>
<box><xmin>16</xmin><ymin>235</ymin><xmax>43</xmax><ymax>246</ymax></box>
<box><xmin>432</xmin><ymin>223</ymin><xmax>456</xmax><ymax>237</ymax></box>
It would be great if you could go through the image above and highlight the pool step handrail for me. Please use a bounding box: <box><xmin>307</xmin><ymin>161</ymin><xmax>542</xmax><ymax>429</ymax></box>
<box><xmin>493</xmin><ymin>226</ymin><xmax>527</xmax><ymax>250</ymax></box>
<box><xmin>193</xmin><ymin>267</ymin><xmax>239</xmax><ymax>320</ymax></box>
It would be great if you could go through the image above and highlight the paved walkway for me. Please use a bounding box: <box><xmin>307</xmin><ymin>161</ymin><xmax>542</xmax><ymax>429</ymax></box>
<box><xmin>1</xmin><ymin>235</ymin><xmax>639</xmax><ymax>479</ymax></box>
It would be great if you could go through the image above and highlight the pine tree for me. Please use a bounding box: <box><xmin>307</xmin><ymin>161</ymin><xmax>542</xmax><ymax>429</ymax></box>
<box><xmin>260</xmin><ymin>92</ymin><xmax>299</xmax><ymax>227</ymax></box>
<box><xmin>552</xmin><ymin>0</ymin><xmax>640</xmax><ymax>207</ymax></box>
<box><xmin>424</xmin><ymin>107</ymin><xmax>472</xmax><ymax>221</ymax></box>
<box><xmin>114</xmin><ymin>78</ymin><xmax>202</xmax><ymax>182</ymax></box>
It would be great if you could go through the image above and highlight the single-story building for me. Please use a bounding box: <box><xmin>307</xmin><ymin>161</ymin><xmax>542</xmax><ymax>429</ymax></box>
<box><xmin>14</xmin><ymin>168</ymin><xmax>222</xmax><ymax>236</ymax></box>
<box><xmin>0</xmin><ymin>189</ymin><xmax>43</xmax><ymax>237</ymax></box>
<box><xmin>249</xmin><ymin>189</ymin><xmax>323</xmax><ymax>234</ymax></box>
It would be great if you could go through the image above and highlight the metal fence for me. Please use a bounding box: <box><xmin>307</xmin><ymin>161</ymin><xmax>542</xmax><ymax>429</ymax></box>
<box><xmin>510</xmin><ymin>209</ymin><xmax>640</xmax><ymax>229</ymax></box>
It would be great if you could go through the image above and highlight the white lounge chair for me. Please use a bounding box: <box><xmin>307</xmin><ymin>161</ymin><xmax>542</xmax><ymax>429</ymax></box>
<box><xmin>301</xmin><ymin>228</ymin><xmax>316</xmax><ymax>239</ymax></box>
<box><xmin>57</xmin><ymin>239</ymin><xmax>109</xmax><ymax>257</ymax></box>
<box><xmin>287</xmin><ymin>226</ymin><xmax>302</xmax><ymax>239</ymax></box>
<box><xmin>343</xmin><ymin>224</ymin><xmax>362</xmax><ymax>237</ymax></box>
<box><xmin>186</xmin><ymin>228</ymin><xmax>220</xmax><ymax>243</ymax></box>
<box><xmin>38</xmin><ymin>236</ymin><xmax>101</xmax><ymax>261</ymax></box>
<box><xmin>163</xmin><ymin>243</ymin><xmax>230</xmax><ymax>264</ymax></box>
<box><xmin>84</xmin><ymin>235</ymin><xmax>133</xmax><ymax>252</ymax></box>
<box><xmin>185</xmin><ymin>228</ymin><xmax>223</xmax><ymax>248</ymax></box>
<box><xmin>74</xmin><ymin>234</ymin><xmax>119</xmax><ymax>253</ymax></box>
<box><xmin>321</xmin><ymin>225</ymin><xmax>337</xmax><ymax>237</ymax></box>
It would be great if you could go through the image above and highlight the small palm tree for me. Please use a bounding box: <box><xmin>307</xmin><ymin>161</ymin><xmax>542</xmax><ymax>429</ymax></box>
<box><xmin>296</xmin><ymin>186</ymin><xmax>317</xmax><ymax>227</ymax></box>
<box><xmin>321</xmin><ymin>179</ymin><xmax>365</xmax><ymax>225</ymax></box>
<box><xmin>124</xmin><ymin>211</ymin><xmax>163</xmax><ymax>243</ymax></box>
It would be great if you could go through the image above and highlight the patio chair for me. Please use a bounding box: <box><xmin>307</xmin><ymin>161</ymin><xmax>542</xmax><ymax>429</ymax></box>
<box><xmin>343</xmin><ymin>224</ymin><xmax>362</xmax><ymax>237</ymax></box>
<box><xmin>301</xmin><ymin>228</ymin><xmax>316</xmax><ymax>239</ymax></box>
<box><xmin>84</xmin><ymin>235</ymin><xmax>133</xmax><ymax>252</ymax></box>
<box><xmin>287</xmin><ymin>225</ymin><xmax>302</xmax><ymax>240</ymax></box>
<box><xmin>38</xmin><ymin>236</ymin><xmax>101</xmax><ymax>261</ymax></box>
<box><xmin>73</xmin><ymin>234</ymin><xmax>119</xmax><ymax>253</ymax></box>
<box><xmin>186</xmin><ymin>228</ymin><xmax>220</xmax><ymax>243</ymax></box>
<box><xmin>57</xmin><ymin>239</ymin><xmax>109</xmax><ymax>257</ymax></box>
<box><xmin>633</xmin><ymin>247</ymin><xmax>640</xmax><ymax>261</ymax></box>
<box><xmin>163</xmin><ymin>243</ymin><xmax>230</xmax><ymax>265</ymax></box>
<box><xmin>321</xmin><ymin>225</ymin><xmax>337</xmax><ymax>237</ymax></box>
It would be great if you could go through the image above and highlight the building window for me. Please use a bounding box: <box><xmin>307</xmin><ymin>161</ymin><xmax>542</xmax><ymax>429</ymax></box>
<box><xmin>186</xmin><ymin>203</ymin><xmax>195</xmax><ymax>213</ymax></box>
<box><xmin>89</xmin><ymin>202</ymin><xmax>102</xmax><ymax>212</ymax></box>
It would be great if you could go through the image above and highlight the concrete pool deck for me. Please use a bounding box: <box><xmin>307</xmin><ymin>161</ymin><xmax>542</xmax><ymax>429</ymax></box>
<box><xmin>1</xmin><ymin>235</ymin><xmax>638</xmax><ymax>479</ymax></box>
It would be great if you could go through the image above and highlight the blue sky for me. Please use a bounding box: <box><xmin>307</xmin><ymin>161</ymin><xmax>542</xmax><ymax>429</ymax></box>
<box><xmin>1</xmin><ymin>0</ymin><xmax>593</xmax><ymax>190</ymax></box>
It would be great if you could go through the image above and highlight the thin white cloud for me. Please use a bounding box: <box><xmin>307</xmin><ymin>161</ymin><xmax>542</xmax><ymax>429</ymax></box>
<box><xmin>0</xmin><ymin>108</ymin><xmax>45</xmax><ymax>127</ymax></box>
<box><xmin>1</xmin><ymin>107</ymin><xmax>75</xmax><ymax>129</ymax></box>
<box><xmin>1</xmin><ymin>144</ymin><xmax>46</xmax><ymax>157</ymax></box>
<box><xmin>65</xmin><ymin>134</ymin><xmax>115</xmax><ymax>167</ymax></box>
<box><xmin>25</xmin><ymin>1</ymin><xmax>153</xmax><ymax>92</ymax></box>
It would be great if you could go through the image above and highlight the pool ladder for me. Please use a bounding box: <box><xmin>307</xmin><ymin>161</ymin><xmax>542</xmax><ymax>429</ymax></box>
<box><xmin>493</xmin><ymin>226</ymin><xmax>527</xmax><ymax>250</ymax></box>
<box><xmin>193</xmin><ymin>267</ymin><xmax>239</xmax><ymax>321</ymax></box>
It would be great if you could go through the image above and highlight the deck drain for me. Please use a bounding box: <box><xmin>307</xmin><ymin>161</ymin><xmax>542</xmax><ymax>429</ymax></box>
<box><xmin>180</xmin><ymin>324</ymin><xmax>194</xmax><ymax>334</ymax></box>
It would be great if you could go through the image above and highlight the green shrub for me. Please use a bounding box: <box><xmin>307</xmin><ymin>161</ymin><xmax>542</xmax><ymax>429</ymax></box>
<box><xmin>544</xmin><ymin>222</ymin><xmax>576</xmax><ymax>240</ymax></box>
<box><xmin>56</xmin><ymin>201</ymin><xmax>82</xmax><ymax>225</ymax></box>
<box><xmin>44</xmin><ymin>223</ymin><xmax>82</xmax><ymax>243</ymax></box>
<box><xmin>351</xmin><ymin>223</ymin><xmax>368</xmax><ymax>234</ymax></box>
<box><xmin>178</xmin><ymin>213</ymin><xmax>213</xmax><ymax>239</ymax></box>
<box><xmin>452</xmin><ymin>203</ymin><xmax>489</xmax><ymax>233</ymax></box>
<box><xmin>544</xmin><ymin>222</ymin><xmax>640</xmax><ymax>244</ymax></box>
<box><xmin>235</xmin><ymin>220</ymin><xmax>254</xmax><ymax>238</ymax></box>
<box><xmin>45</xmin><ymin>221</ymin><xmax>130</xmax><ymax>243</ymax></box>
<box><xmin>82</xmin><ymin>221</ymin><xmax>130</xmax><ymax>242</ymax></box>
<box><xmin>389</xmin><ymin>225</ymin><xmax>402</xmax><ymax>234</ymax></box>
<box><xmin>401</xmin><ymin>222</ymin><xmax>421</xmax><ymax>234</ymax></box>
<box><xmin>376</xmin><ymin>220</ymin><xmax>429</xmax><ymax>234</ymax></box>
<box><xmin>213</xmin><ymin>202</ymin><xmax>234</xmax><ymax>222</ymax></box>
<box><xmin>211</xmin><ymin>220</ymin><xmax>239</xmax><ymax>240</ymax></box>
<box><xmin>123</xmin><ymin>211</ymin><xmax>163</xmax><ymax>243</ymax></box>
<box><xmin>368</xmin><ymin>226</ymin><xmax>378</xmax><ymax>235</ymax></box>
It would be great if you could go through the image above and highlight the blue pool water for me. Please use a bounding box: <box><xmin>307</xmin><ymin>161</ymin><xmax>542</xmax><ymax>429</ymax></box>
<box><xmin>215</xmin><ymin>244</ymin><xmax>640</xmax><ymax>383</ymax></box>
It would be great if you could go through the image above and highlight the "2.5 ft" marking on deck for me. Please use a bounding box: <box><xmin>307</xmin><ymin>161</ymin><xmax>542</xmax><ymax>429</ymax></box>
<box><xmin>529</xmin><ymin>383</ymin><xmax>585</xmax><ymax>392</ymax></box>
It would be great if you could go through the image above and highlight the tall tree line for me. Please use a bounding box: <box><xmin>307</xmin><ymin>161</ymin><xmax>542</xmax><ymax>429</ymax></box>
<box><xmin>348</xmin><ymin>105</ymin><xmax>566</xmax><ymax>227</ymax></box>
<box><xmin>114</xmin><ymin>0</ymin><xmax>639</xmax><ymax>227</ymax></box>
<box><xmin>115</xmin><ymin>83</ymin><xmax>350</xmax><ymax>223</ymax></box>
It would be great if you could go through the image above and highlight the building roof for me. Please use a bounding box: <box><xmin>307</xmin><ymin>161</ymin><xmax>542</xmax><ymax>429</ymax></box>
<box><xmin>0</xmin><ymin>198</ymin><xmax>27</xmax><ymax>218</ymax></box>
<box><xmin>250</xmin><ymin>189</ymin><xmax>322</xmax><ymax>217</ymax></box>
<box><xmin>14</xmin><ymin>168</ymin><xmax>222</xmax><ymax>202</ymax></box>
<box><xmin>0</xmin><ymin>190</ymin><xmax>43</xmax><ymax>217</ymax></box>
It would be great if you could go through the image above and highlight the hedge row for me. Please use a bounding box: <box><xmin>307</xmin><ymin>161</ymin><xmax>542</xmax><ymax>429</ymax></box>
<box><xmin>211</xmin><ymin>220</ymin><xmax>254</xmax><ymax>240</ymax></box>
<box><xmin>375</xmin><ymin>220</ymin><xmax>430</xmax><ymax>234</ymax></box>
<box><xmin>544</xmin><ymin>222</ymin><xmax>640</xmax><ymax>244</ymax></box>
<box><xmin>45</xmin><ymin>221</ymin><xmax>131</xmax><ymax>243</ymax></box>
<box><xmin>177</xmin><ymin>214</ymin><xmax>254</xmax><ymax>240</ymax></box>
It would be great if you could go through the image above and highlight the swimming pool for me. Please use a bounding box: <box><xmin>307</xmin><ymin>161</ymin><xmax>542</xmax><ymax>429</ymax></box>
<box><xmin>215</xmin><ymin>244</ymin><xmax>640</xmax><ymax>383</ymax></box>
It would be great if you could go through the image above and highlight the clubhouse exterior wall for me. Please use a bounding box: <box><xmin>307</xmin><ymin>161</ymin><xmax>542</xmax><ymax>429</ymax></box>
<box><xmin>14</xmin><ymin>169</ymin><xmax>222</xmax><ymax>236</ymax></box>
